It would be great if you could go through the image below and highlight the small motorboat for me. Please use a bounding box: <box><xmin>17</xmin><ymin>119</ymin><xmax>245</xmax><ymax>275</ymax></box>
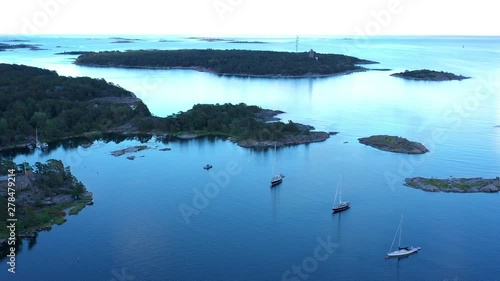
<box><xmin>203</xmin><ymin>164</ymin><xmax>213</xmax><ymax>170</ymax></box>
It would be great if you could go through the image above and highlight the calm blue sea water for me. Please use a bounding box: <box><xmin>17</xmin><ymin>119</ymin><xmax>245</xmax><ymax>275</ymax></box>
<box><xmin>0</xmin><ymin>35</ymin><xmax>499</xmax><ymax>281</ymax></box>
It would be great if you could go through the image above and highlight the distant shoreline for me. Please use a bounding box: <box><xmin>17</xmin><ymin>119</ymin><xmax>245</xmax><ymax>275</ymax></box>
<box><xmin>76</xmin><ymin>63</ymin><xmax>368</xmax><ymax>79</ymax></box>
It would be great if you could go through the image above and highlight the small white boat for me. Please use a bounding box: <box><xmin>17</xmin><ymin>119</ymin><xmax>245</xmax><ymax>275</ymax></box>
<box><xmin>386</xmin><ymin>216</ymin><xmax>421</xmax><ymax>258</ymax></box>
<box><xmin>271</xmin><ymin>173</ymin><xmax>284</xmax><ymax>186</ymax></box>
<box><xmin>386</xmin><ymin>246</ymin><xmax>421</xmax><ymax>258</ymax></box>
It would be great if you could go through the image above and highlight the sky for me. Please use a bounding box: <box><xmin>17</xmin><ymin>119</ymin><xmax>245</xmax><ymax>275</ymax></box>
<box><xmin>0</xmin><ymin>0</ymin><xmax>498</xmax><ymax>36</ymax></box>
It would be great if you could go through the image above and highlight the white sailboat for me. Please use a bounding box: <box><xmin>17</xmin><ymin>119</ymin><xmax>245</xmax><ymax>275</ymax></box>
<box><xmin>35</xmin><ymin>127</ymin><xmax>41</xmax><ymax>149</ymax></box>
<box><xmin>35</xmin><ymin>127</ymin><xmax>48</xmax><ymax>150</ymax></box>
<box><xmin>270</xmin><ymin>143</ymin><xmax>284</xmax><ymax>186</ymax></box>
<box><xmin>386</xmin><ymin>216</ymin><xmax>421</xmax><ymax>258</ymax></box>
<box><xmin>332</xmin><ymin>176</ymin><xmax>350</xmax><ymax>213</ymax></box>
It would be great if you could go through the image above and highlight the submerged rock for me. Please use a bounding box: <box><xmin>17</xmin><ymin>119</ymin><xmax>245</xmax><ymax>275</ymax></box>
<box><xmin>111</xmin><ymin>145</ymin><xmax>148</xmax><ymax>156</ymax></box>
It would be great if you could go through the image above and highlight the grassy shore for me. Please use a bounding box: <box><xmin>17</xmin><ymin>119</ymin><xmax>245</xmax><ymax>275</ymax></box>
<box><xmin>0</xmin><ymin>198</ymin><xmax>91</xmax><ymax>240</ymax></box>
<box><xmin>405</xmin><ymin>177</ymin><xmax>500</xmax><ymax>193</ymax></box>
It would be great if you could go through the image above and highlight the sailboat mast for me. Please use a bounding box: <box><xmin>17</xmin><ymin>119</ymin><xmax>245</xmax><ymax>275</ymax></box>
<box><xmin>389</xmin><ymin>220</ymin><xmax>400</xmax><ymax>252</ymax></box>
<box><xmin>399</xmin><ymin>217</ymin><xmax>403</xmax><ymax>248</ymax></box>
<box><xmin>272</xmin><ymin>143</ymin><xmax>277</xmax><ymax>175</ymax></box>
<box><xmin>338</xmin><ymin>176</ymin><xmax>343</xmax><ymax>203</ymax></box>
<box><xmin>333</xmin><ymin>176</ymin><xmax>341</xmax><ymax>207</ymax></box>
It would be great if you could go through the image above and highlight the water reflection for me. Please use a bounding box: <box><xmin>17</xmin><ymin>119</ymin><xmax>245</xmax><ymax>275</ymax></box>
<box><xmin>270</xmin><ymin>183</ymin><xmax>280</xmax><ymax>222</ymax></box>
<box><xmin>0</xmin><ymin>235</ymin><xmax>38</xmax><ymax>263</ymax></box>
<box><xmin>0</xmin><ymin>134</ymin><xmax>157</xmax><ymax>158</ymax></box>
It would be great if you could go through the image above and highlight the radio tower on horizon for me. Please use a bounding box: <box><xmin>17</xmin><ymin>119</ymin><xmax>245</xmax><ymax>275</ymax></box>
<box><xmin>296</xmin><ymin>36</ymin><xmax>299</xmax><ymax>52</ymax></box>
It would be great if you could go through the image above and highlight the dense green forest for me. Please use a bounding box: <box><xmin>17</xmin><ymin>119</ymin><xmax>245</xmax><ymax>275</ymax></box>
<box><xmin>0</xmin><ymin>63</ymin><xmax>151</xmax><ymax>148</ymax></box>
<box><xmin>0</xmin><ymin>158</ymin><xmax>86</xmax><ymax>200</ymax></box>
<box><xmin>0</xmin><ymin>63</ymin><xmax>323</xmax><ymax>150</ymax></box>
<box><xmin>155</xmin><ymin>103</ymin><xmax>305</xmax><ymax>142</ymax></box>
<box><xmin>75</xmin><ymin>49</ymin><xmax>377</xmax><ymax>76</ymax></box>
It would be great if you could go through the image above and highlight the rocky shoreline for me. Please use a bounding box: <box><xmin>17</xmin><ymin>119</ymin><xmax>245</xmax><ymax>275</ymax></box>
<box><xmin>238</xmin><ymin>131</ymin><xmax>331</xmax><ymax>149</ymax></box>
<box><xmin>358</xmin><ymin>135</ymin><xmax>428</xmax><ymax>154</ymax></box>
<box><xmin>175</xmin><ymin>108</ymin><xmax>333</xmax><ymax>148</ymax></box>
<box><xmin>405</xmin><ymin>177</ymin><xmax>500</xmax><ymax>193</ymax></box>
<box><xmin>0</xmin><ymin>161</ymin><xmax>93</xmax><ymax>243</ymax></box>
<box><xmin>159</xmin><ymin>129</ymin><xmax>332</xmax><ymax>149</ymax></box>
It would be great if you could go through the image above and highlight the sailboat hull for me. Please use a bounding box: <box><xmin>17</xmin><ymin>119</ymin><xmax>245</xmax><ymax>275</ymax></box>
<box><xmin>332</xmin><ymin>202</ymin><xmax>350</xmax><ymax>213</ymax></box>
<box><xmin>270</xmin><ymin>177</ymin><xmax>283</xmax><ymax>186</ymax></box>
<box><xmin>386</xmin><ymin>247</ymin><xmax>421</xmax><ymax>258</ymax></box>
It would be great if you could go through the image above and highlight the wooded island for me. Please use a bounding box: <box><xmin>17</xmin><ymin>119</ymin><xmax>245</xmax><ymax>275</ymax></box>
<box><xmin>74</xmin><ymin>49</ymin><xmax>377</xmax><ymax>77</ymax></box>
<box><xmin>0</xmin><ymin>64</ymin><xmax>331</xmax><ymax>150</ymax></box>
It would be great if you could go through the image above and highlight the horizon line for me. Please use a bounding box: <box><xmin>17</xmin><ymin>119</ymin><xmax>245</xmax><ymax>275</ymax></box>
<box><xmin>1</xmin><ymin>34</ymin><xmax>499</xmax><ymax>38</ymax></box>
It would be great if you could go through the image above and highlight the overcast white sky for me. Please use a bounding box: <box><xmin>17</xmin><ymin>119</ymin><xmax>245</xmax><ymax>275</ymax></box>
<box><xmin>0</xmin><ymin>0</ymin><xmax>498</xmax><ymax>36</ymax></box>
